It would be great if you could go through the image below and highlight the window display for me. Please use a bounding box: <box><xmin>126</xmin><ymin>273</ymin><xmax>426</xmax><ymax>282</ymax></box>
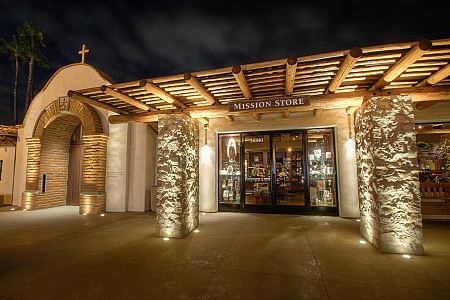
<box><xmin>307</xmin><ymin>129</ymin><xmax>337</xmax><ymax>207</ymax></box>
<box><xmin>416</xmin><ymin>123</ymin><xmax>450</xmax><ymax>216</ymax></box>
<box><xmin>218</xmin><ymin>134</ymin><xmax>241</xmax><ymax>204</ymax></box>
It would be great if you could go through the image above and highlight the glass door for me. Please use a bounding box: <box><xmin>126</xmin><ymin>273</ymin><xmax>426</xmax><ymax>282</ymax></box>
<box><xmin>243</xmin><ymin>133</ymin><xmax>273</xmax><ymax>212</ymax></box>
<box><xmin>272</xmin><ymin>132</ymin><xmax>307</xmax><ymax>213</ymax></box>
<box><xmin>307</xmin><ymin>128</ymin><xmax>338</xmax><ymax>215</ymax></box>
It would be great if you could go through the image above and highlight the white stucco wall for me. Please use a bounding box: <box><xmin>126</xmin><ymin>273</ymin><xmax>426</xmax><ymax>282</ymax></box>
<box><xmin>199</xmin><ymin>108</ymin><xmax>360</xmax><ymax>217</ymax></box>
<box><xmin>0</xmin><ymin>146</ymin><xmax>16</xmax><ymax>205</ymax></box>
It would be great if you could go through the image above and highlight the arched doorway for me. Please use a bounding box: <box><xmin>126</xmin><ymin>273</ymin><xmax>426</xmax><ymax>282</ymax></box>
<box><xmin>67</xmin><ymin>123</ymin><xmax>83</xmax><ymax>206</ymax></box>
<box><xmin>22</xmin><ymin>97</ymin><xmax>108</xmax><ymax>215</ymax></box>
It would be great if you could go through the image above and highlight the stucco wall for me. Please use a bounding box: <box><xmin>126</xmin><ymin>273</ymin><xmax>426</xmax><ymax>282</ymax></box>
<box><xmin>199</xmin><ymin>108</ymin><xmax>360</xmax><ymax>217</ymax></box>
<box><xmin>0</xmin><ymin>146</ymin><xmax>16</xmax><ymax>205</ymax></box>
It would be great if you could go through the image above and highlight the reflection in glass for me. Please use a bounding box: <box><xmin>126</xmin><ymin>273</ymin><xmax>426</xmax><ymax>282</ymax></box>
<box><xmin>218</xmin><ymin>134</ymin><xmax>241</xmax><ymax>204</ymax></box>
<box><xmin>308</xmin><ymin>129</ymin><xmax>337</xmax><ymax>207</ymax></box>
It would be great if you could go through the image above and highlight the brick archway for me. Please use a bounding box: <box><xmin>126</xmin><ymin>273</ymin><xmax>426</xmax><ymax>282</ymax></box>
<box><xmin>22</xmin><ymin>97</ymin><xmax>108</xmax><ymax>215</ymax></box>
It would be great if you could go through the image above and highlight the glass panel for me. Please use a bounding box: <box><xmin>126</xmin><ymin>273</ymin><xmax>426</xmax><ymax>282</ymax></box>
<box><xmin>416</xmin><ymin>123</ymin><xmax>450</xmax><ymax>213</ymax></box>
<box><xmin>218</xmin><ymin>134</ymin><xmax>241</xmax><ymax>204</ymax></box>
<box><xmin>244</xmin><ymin>134</ymin><xmax>271</xmax><ymax>205</ymax></box>
<box><xmin>307</xmin><ymin>129</ymin><xmax>337</xmax><ymax>207</ymax></box>
<box><xmin>273</xmin><ymin>133</ymin><xmax>305</xmax><ymax>206</ymax></box>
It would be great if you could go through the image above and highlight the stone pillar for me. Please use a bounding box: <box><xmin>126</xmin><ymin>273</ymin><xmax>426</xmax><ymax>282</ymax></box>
<box><xmin>156</xmin><ymin>114</ymin><xmax>199</xmax><ymax>238</ymax></box>
<box><xmin>22</xmin><ymin>138</ymin><xmax>42</xmax><ymax>210</ymax></box>
<box><xmin>80</xmin><ymin>134</ymin><xmax>108</xmax><ymax>215</ymax></box>
<box><xmin>355</xmin><ymin>94</ymin><xmax>423</xmax><ymax>254</ymax></box>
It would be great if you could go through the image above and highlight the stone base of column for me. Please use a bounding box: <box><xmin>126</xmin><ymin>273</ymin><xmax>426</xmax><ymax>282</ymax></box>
<box><xmin>79</xmin><ymin>193</ymin><xmax>106</xmax><ymax>215</ymax></box>
<box><xmin>22</xmin><ymin>190</ymin><xmax>38</xmax><ymax>210</ymax></box>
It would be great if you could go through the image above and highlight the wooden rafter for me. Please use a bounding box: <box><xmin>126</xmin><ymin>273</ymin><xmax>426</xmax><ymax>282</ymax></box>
<box><xmin>313</xmin><ymin>109</ymin><xmax>323</xmax><ymax>118</ymax></box>
<box><xmin>285</xmin><ymin>56</ymin><xmax>298</xmax><ymax>96</ymax></box>
<box><xmin>184</xmin><ymin>73</ymin><xmax>216</xmax><ymax>104</ymax></box>
<box><xmin>416</xmin><ymin>63</ymin><xmax>450</xmax><ymax>87</ymax></box>
<box><xmin>108</xmin><ymin>86</ymin><xmax>450</xmax><ymax>124</ymax></box>
<box><xmin>224</xmin><ymin>115</ymin><xmax>235</xmax><ymax>122</ymax></box>
<box><xmin>346</xmin><ymin>106</ymin><xmax>359</xmax><ymax>115</ymax></box>
<box><xmin>232</xmin><ymin>65</ymin><xmax>252</xmax><ymax>99</ymax></box>
<box><xmin>326</xmin><ymin>48</ymin><xmax>362</xmax><ymax>93</ymax></box>
<box><xmin>252</xmin><ymin>113</ymin><xmax>261</xmax><ymax>121</ymax></box>
<box><xmin>100</xmin><ymin>85</ymin><xmax>154</xmax><ymax>111</ymax></box>
<box><xmin>68</xmin><ymin>90</ymin><xmax>128</xmax><ymax>115</ymax></box>
<box><xmin>139</xmin><ymin>79</ymin><xmax>187</xmax><ymax>108</ymax></box>
<box><xmin>370</xmin><ymin>39</ymin><xmax>433</xmax><ymax>90</ymax></box>
<box><xmin>415</xmin><ymin>101</ymin><xmax>439</xmax><ymax>110</ymax></box>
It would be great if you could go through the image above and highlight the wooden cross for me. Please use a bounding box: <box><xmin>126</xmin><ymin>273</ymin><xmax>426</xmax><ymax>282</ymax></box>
<box><xmin>78</xmin><ymin>44</ymin><xmax>90</xmax><ymax>63</ymax></box>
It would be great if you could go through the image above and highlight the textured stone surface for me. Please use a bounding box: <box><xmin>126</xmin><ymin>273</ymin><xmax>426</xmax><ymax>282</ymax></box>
<box><xmin>156</xmin><ymin>114</ymin><xmax>199</xmax><ymax>238</ymax></box>
<box><xmin>355</xmin><ymin>95</ymin><xmax>423</xmax><ymax>254</ymax></box>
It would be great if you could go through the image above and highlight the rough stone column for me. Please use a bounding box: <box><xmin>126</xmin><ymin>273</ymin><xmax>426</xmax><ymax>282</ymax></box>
<box><xmin>355</xmin><ymin>95</ymin><xmax>423</xmax><ymax>254</ymax></box>
<box><xmin>80</xmin><ymin>134</ymin><xmax>108</xmax><ymax>215</ymax></box>
<box><xmin>22</xmin><ymin>138</ymin><xmax>42</xmax><ymax>210</ymax></box>
<box><xmin>156</xmin><ymin>114</ymin><xmax>199</xmax><ymax>238</ymax></box>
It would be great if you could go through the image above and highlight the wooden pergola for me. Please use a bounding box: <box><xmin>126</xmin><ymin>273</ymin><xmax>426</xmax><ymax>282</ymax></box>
<box><xmin>0</xmin><ymin>125</ymin><xmax>18</xmax><ymax>146</ymax></box>
<box><xmin>69</xmin><ymin>38</ymin><xmax>450</xmax><ymax>128</ymax></box>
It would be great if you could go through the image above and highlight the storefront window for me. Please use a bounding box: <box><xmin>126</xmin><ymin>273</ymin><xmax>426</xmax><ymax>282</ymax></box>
<box><xmin>218</xmin><ymin>134</ymin><xmax>241</xmax><ymax>204</ymax></box>
<box><xmin>307</xmin><ymin>129</ymin><xmax>337</xmax><ymax>207</ymax></box>
<box><xmin>416</xmin><ymin>123</ymin><xmax>450</xmax><ymax>214</ymax></box>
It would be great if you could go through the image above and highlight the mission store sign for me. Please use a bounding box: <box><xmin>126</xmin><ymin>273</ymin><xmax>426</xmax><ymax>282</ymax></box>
<box><xmin>228</xmin><ymin>96</ymin><xmax>310</xmax><ymax>112</ymax></box>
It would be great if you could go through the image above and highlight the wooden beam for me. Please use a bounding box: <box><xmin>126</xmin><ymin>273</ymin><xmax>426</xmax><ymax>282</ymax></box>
<box><xmin>68</xmin><ymin>90</ymin><xmax>128</xmax><ymax>115</ymax></box>
<box><xmin>285</xmin><ymin>56</ymin><xmax>297</xmax><ymax>96</ymax></box>
<box><xmin>252</xmin><ymin>113</ymin><xmax>261</xmax><ymax>121</ymax></box>
<box><xmin>139</xmin><ymin>79</ymin><xmax>187</xmax><ymax>108</ymax></box>
<box><xmin>100</xmin><ymin>85</ymin><xmax>154</xmax><ymax>111</ymax></box>
<box><xmin>415</xmin><ymin>101</ymin><xmax>438</xmax><ymax>110</ymax></box>
<box><xmin>283</xmin><ymin>110</ymin><xmax>289</xmax><ymax>119</ymax></box>
<box><xmin>108</xmin><ymin>86</ymin><xmax>450</xmax><ymax>124</ymax></box>
<box><xmin>346</xmin><ymin>106</ymin><xmax>359</xmax><ymax>115</ymax></box>
<box><xmin>416</xmin><ymin>128</ymin><xmax>450</xmax><ymax>135</ymax></box>
<box><xmin>232</xmin><ymin>65</ymin><xmax>252</xmax><ymax>99</ymax></box>
<box><xmin>197</xmin><ymin>117</ymin><xmax>209</xmax><ymax>125</ymax></box>
<box><xmin>313</xmin><ymin>108</ymin><xmax>323</xmax><ymax>118</ymax></box>
<box><xmin>184</xmin><ymin>73</ymin><xmax>216</xmax><ymax>104</ymax></box>
<box><xmin>327</xmin><ymin>48</ymin><xmax>362</xmax><ymax>93</ymax></box>
<box><xmin>224</xmin><ymin>115</ymin><xmax>234</xmax><ymax>122</ymax></box>
<box><xmin>370</xmin><ymin>39</ymin><xmax>432</xmax><ymax>90</ymax></box>
<box><xmin>416</xmin><ymin>63</ymin><xmax>450</xmax><ymax>87</ymax></box>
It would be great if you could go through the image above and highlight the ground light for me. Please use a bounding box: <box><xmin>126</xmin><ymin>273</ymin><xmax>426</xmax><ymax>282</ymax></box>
<box><xmin>11</xmin><ymin>208</ymin><xmax>15</xmax><ymax>211</ymax></box>
<box><xmin>356</xmin><ymin>219</ymin><xmax>361</xmax><ymax>222</ymax></box>
<box><xmin>194</xmin><ymin>229</ymin><xmax>199</xmax><ymax>233</ymax></box>
<box><xmin>359</xmin><ymin>240</ymin><xmax>367</xmax><ymax>244</ymax></box>
<box><xmin>163</xmin><ymin>237</ymin><xmax>170</xmax><ymax>241</ymax></box>
<box><xmin>403</xmin><ymin>254</ymin><xmax>412</xmax><ymax>259</ymax></box>
<box><xmin>100</xmin><ymin>213</ymin><xmax>105</xmax><ymax>217</ymax></box>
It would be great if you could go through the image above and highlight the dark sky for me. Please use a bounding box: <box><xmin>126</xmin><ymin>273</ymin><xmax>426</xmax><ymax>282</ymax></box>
<box><xmin>1</xmin><ymin>0</ymin><xmax>449</xmax><ymax>125</ymax></box>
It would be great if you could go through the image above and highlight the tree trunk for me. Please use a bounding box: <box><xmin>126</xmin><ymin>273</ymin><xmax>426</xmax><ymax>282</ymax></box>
<box><xmin>13</xmin><ymin>54</ymin><xmax>18</xmax><ymax>125</ymax></box>
<box><xmin>25</xmin><ymin>58</ymin><xmax>34</xmax><ymax>112</ymax></box>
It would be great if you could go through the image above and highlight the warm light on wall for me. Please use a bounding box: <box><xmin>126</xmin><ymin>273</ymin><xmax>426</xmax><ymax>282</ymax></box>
<box><xmin>204</xmin><ymin>125</ymin><xmax>208</xmax><ymax>145</ymax></box>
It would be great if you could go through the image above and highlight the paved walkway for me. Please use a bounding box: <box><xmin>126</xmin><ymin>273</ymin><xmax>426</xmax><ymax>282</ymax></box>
<box><xmin>0</xmin><ymin>206</ymin><xmax>449</xmax><ymax>299</ymax></box>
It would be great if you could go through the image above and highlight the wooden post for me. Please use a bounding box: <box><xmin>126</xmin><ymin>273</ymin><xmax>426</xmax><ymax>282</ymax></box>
<box><xmin>313</xmin><ymin>108</ymin><xmax>323</xmax><ymax>118</ymax></box>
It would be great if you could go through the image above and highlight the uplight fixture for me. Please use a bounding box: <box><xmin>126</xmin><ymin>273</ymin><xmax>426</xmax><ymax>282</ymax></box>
<box><xmin>359</xmin><ymin>240</ymin><xmax>367</xmax><ymax>245</ymax></box>
<box><xmin>194</xmin><ymin>229</ymin><xmax>199</xmax><ymax>233</ymax></box>
<box><xmin>402</xmin><ymin>254</ymin><xmax>411</xmax><ymax>259</ymax></box>
<box><xmin>163</xmin><ymin>237</ymin><xmax>170</xmax><ymax>241</ymax></box>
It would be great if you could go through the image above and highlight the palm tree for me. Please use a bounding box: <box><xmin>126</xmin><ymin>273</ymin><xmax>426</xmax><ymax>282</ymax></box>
<box><xmin>0</xmin><ymin>34</ymin><xmax>24</xmax><ymax>125</ymax></box>
<box><xmin>18</xmin><ymin>21</ymin><xmax>48</xmax><ymax>112</ymax></box>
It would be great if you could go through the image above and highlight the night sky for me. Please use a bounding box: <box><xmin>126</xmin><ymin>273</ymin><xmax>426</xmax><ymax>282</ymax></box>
<box><xmin>1</xmin><ymin>0</ymin><xmax>449</xmax><ymax>125</ymax></box>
